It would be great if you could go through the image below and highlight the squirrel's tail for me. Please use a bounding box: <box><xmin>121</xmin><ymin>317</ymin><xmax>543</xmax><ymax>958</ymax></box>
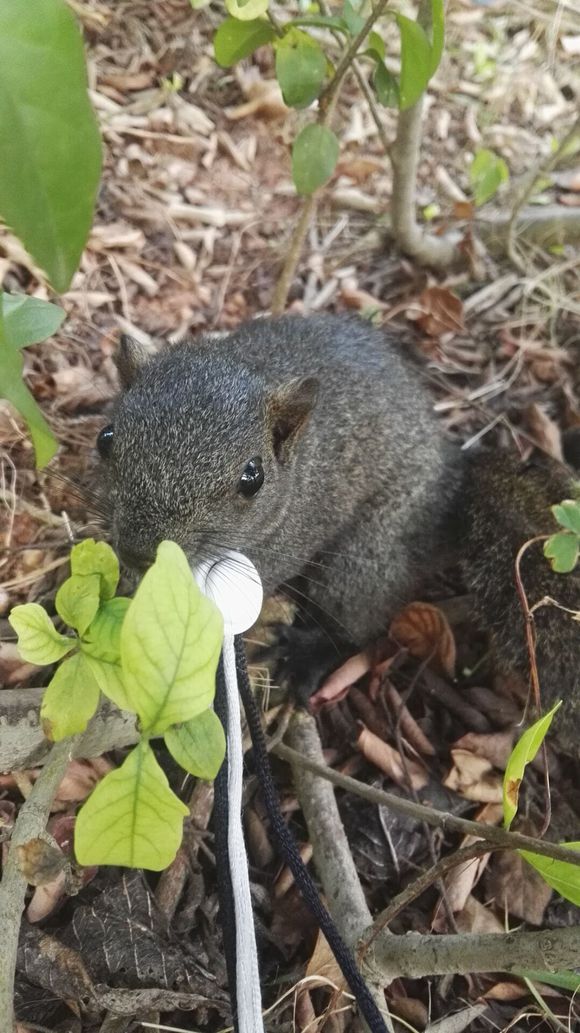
<box><xmin>458</xmin><ymin>449</ymin><xmax>580</xmax><ymax>753</ymax></box>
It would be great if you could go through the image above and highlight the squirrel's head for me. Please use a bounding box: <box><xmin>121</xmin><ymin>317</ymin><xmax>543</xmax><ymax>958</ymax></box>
<box><xmin>97</xmin><ymin>333</ymin><xmax>318</xmax><ymax>576</ymax></box>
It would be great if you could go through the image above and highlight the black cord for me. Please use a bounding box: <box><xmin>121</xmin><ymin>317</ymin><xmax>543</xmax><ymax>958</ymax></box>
<box><xmin>214</xmin><ymin>655</ymin><xmax>239</xmax><ymax>1032</ymax></box>
<box><xmin>234</xmin><ymin>636</ymin><xmax>389</xmax><ymax>1033</ymax></box>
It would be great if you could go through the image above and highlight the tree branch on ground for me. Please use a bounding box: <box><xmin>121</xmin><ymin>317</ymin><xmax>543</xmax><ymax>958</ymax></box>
<box><xmin>274</xmin><ymin>742</ymin><xmax>580</xmax><ymax>868</ymax></box>
<box><xmin>365</xmin><ymin>925</ymin><xmax>580</xmax><ymax>982</ymax></box>
<box><xmin>286</xmin><ymin>709</ymin><xmax>394</xmax><ymax>1031</ymax></box>
<box><xmin>0</xmin><ymin>737</ymin><xmax>76</xmax><ymax>1033</ymax></box>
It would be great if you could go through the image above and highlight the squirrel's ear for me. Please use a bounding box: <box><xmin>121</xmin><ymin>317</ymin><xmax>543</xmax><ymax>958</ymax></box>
<box><xmin>267</xmin><ymin>375</ymin><xmax>319</xmax><ymax>463</ymax></box>
<box><xmin>115</xmin><ymin>334</ymin><xmax>153</xmax><ymax>389</ymax></box>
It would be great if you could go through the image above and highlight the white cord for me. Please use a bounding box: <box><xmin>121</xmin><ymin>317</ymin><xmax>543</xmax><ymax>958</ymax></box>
<box><xmin>193</xmin><ymin>552</ymin><xmax>265</xmax><ymax>1033</ymax></box>
<box><xmin>223</xmin><ymin>632</ymin><xmax>265</xmax><ymax>1033</ymax></box>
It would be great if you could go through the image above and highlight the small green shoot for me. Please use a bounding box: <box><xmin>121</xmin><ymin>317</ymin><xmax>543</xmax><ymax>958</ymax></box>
<box><xmin>469</xmin><ymin>148</ymin><xmax>509</xmax><ymax>207</ymax></box>
<box><xmin>503</xmin><ymin>700</ymin><xmax>561</xmax><ymax>830</ymax></box>
<box><xmin>544</xmin><ymin>499</ymin><xmax>580</xmax><ymax>573</ymax></box>
<box><xmin>10</xmin><ymin>539</ymin><xmax>226</xmax><ymax>871</ymax></box>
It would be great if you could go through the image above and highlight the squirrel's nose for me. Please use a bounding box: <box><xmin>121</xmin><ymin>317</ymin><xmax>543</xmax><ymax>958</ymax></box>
<box><xmin>118</xmin><ymin>543</ymin><xmax>154</xmax><ymax>572</ymax></box>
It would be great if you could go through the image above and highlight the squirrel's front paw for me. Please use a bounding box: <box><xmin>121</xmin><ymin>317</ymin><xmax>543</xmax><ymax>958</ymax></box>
<box><xmin>253</xmin><ymin>623</ymin><xmax>348</xmax><ymax>705</ymax></box>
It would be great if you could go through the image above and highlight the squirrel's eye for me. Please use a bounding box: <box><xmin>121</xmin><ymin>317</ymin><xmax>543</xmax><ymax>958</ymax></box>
<box><xmin>238</xmin><ymin>457</ymin><xmax>264</xmax><ymax>498</ymax></box>
<box><xmin>97</xmin><ymin>424</ymin><xmax>114</xmax><ymax>460</ymax></box>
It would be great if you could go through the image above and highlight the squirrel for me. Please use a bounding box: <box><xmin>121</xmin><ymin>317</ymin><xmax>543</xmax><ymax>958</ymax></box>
<box><xmin>96</xmin><ymin>314</ymin><xmax>580</xmax><ymax>752</ymax></box>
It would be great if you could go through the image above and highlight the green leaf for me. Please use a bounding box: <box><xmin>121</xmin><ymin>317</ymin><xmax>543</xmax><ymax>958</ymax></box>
<box><xmin>82</xmin><ymin>597</ymin><xmax>130</xmax><ymax>663</ymax></box>
<box><xmin>120</xmin><ymin>541</ymin><xmax>223</xmax><ymax>735</ymax></box>
<box><xmin>513</xmin><ymin>969</ymin><xmax>580</xmax><ymax>993</ymax></box>
<box><xmin>292</xmin><ymin>124</ymin><xmax>339</xmax><ymax>195</ymax></box>
<box><xmin>8</xmin><ymin>603</ymin><xmax>74</xmax><ymax>665</ymax></box>
<box><xmin>83</xmin><ymin>655</ymin><xmax>130</xmax><ymax>712</ymax></box>
<box><xmin>225</xmin><ymin>0</ymin><xmax>269</xmax><ymax>22</ymax></box>
<box><xmin>366</xmin><ymin>31</ymin><xmax>385</xmax><ymax>61</ymax></box>
<box><xmin>56</xmin><ymin>573</ymin><xmax>101</xmax><ymax>636</ymax></box>
<box><xmin>396</xmin><ymin>15</ymin><xmax>432</xmax><ymax>110</ymax></box>
<box><xmin>503</xmin><ymin>700</ymin><xmax>562</xmax><ymax>829</ymax></box>
<box><xmin>0</xmin><ymin>295</ymin><xmax>58</xmax><ymax>467</ymax></box>
<box><xmin>214</xmin><ymin>17</ymin><xmax>276</xmax><ymax>66</ymax></box>
<box><xmin>373</xmin><ymin>62</ymin><xmax>399</xmax><ymax>107</ymax></box>
<box><xmin>82</xmin><ymin>597</ymin><xmax>132</xmax><ymax>710</ymax></box>
<box><xmin>275</xmin><ymin>32</ymin><xmax>327</xmax><ymax>109</ymax></box>
<box><xmin>41</xmin><ymin>650</ymin><xmax>100</xmax><ymax>740</ymax></box>
<box><xmin>165</xmin><ymin>709</ymin><xmax>226</xmax><ymax>780</ymax></box>
<box><xmin>544</xmin><ymin>531</ymin><xmax>579</xmax><ymax>574</ymax></box>
<box><xmin>0</xmin><ymin>0</ymin><xmax>102</xmax><ymax>292</ymax></box>
<box><xmin>430</xmin><ymin>0</ymin><xmax>445</xmax><ymax>74</ymax></box>
<box><xmin>70</xmin><ymin>539</ymin><xmax>120</xmax><ymax>600</ymax></box>
<box><xmin>469</xmin><ymin>148</ymin><xmax>509</xmax><ymax>207</ymax></box>
<box><xmin>552</xmin><ymin>499</ymin><xmax>580</xmax><ymax>536</ymax></box>
<box><xmin>2</xmin><ymin>293</ymin><xmax>65</xmax><ymax>350</ymax></box>
<box><xmin>75</xmin><ymin>740</ymin><xmax>189</xmax><ymax>871</ymax></box>
<box><xmin>520</xmin><ymin>842</ymin><xmax>580</xmax><ymax>907</ymax></box>
<box><xmin>290</xmin><ymin>15</ymin><xmax>348</xmax><ymax>33</ymax></box>
<box><xmin>342</xmin><ymin>0</ymin><xmax>365</xmax><ymax>35</ymax></box>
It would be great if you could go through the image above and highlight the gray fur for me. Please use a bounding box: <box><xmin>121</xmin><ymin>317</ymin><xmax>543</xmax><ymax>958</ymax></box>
<box><xmin>100</xmin><ymin>313</ymin><xmax>580</xmax><ymax>748</ymax></box>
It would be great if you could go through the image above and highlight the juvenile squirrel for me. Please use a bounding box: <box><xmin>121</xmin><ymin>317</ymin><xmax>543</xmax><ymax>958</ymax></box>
<box><xmin>97</xmin><ymin>314</ymin><xmax>580</xmax><ymax>751</ymax></box>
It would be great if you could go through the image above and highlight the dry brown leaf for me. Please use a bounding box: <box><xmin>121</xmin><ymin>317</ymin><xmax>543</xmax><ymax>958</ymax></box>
<box><xmin>453</xmin><ymin>200</ymin><xmax>475</xmax><ymax>220</ymax></box>
<box><xmin>53</xmin><ymin>758</ymin><xmax>114</xmax><ymax>808</ymax></box>
<box><xmin>408</xmin><ymin>286</ymin><xmax>465</xmax><ymax>338</ymax></box>
<box><xmin>16</xmin><ymin>837</ymin><xmax>67</xmax><ymax>887</ymax></box>
<box><xmin>313</xmin><ymin>650</ymin><xmax>371</xmax><ymax>709</ymax></box>
<box><xmin>487</xmin><ymin>849</ymin><xmax>553</xmax><ymax>924</ymax></box>
<box><xmin>444</xmin><ymin>749</ymin><xmax>503</xmax><ymax>803</ymax></box>
<box><xmin>384</xmin><ymin>681</ymin><xmax>436</xmax><ymax>756</ymax></box>
<box><xmin>274</xmin><ymin>843</ymin><xmax>313</xmax><ymax>898</ymax></box>
<box><xmin>558</xmin><ymin>193</ymin><xmax>580</xmax><ymax>207</ymax></box>
<box><xmin>453</xmin><ymin>895</ymin><xmax>504</xmax><ymax>934</ymax></box>
<box><xmin>523</xmin><ymin>403</ymin><xmax>563</xmax><ymax>460</ymax></box>
<box><xmin>305</xmin><ymin>930</ymin><xmax>346</xmax><ymax>993</ymax></box>
<box><xmin>453</xmin><ymin>730</ymin><xmax>514</xmax><ymax>770</ymax></box>
<box><xmin>26</xmin><ymin>871</ymin><xmax>68</xmax><ymax>924</ymax></box>
<box><xmin>484</xmin><ymin>980</ymin><xmax>528</xmax><ymax>1001</ymax></box>
<box><xmin>356</xmin><ymin>724</ymin><xmax>428</xmax><ymax>789</ymax></box>
<box><xmin>390</xmin><ymin>602</ymin><xmax>456</xmax><ymax>677</ymax></box>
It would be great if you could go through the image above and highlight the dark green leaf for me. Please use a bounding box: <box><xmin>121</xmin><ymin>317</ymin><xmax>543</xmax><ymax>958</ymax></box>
<box><xmin>396</xmin><ymin>15</ymin><xmax>432</xmax><ymax>110</ymax></box>
<box><xmin>289</xmin><ymin>15</ymin><xmax>348</xmax><ymax>33</ymax></box>
<box><xmin>552</xmin><ymin>499</ymin><xmax>580</xmax><ymax>536</ymax></box>
<box><xmin>365</xmin><ymin>31</ymin><xmax>385</xmax><ymax>62</ymax></box>
<box><xmin>1</xmin><ymin>293</ymin><xmax>65</xmax><ymax>350</ymax></box>
<box><xmin>0</xmin><ymin>296</ymin><xmax>58</xmax><ymax>466</ymax></box>
<box><xmin>342</xmin><ymin>0</ymin><xmax>365</xmax><ymax>35</ymax></box>
<box><xmin>469</xmin><ymin>148</ymin><xmax>509</xmax><ymax>206</ymax></box>
<box><xmin>513</xmin><ymin>969</ymin><xmax>580</xmax><ymax>993</ymax></box>
<box><xmin>292</xmin><ymin>124</ymin><xmax>339</xmax><ymax>195</ymax></box>
<box><xmin>544</xmin><ymin>531</ymin><xmax>579</xmax><ymax>573</ymax></box>
<box><xmin>0</xmin><ymin>0</ymin><xmax>102</xmax><ymax>292</ymax></box>
<box><xmin>373</xmin><ymin>62</ymin><xmax>399</xmax><ymax>107</ymax></box>
<box><xmin>214</xmin><ymin>17</ymin><xmax>275</xmax><ymax>67</ymax></box>
<box><xmin>275</xmin><ymin>33</ymin><xmax>327</xmax><ymax>108</ymax></box>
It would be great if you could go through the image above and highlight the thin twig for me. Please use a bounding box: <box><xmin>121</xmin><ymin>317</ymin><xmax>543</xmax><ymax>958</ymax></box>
<box><xmin>270</xmin><ymin>0</ymin><xmax>390</xmax><ymax>314</ymax></box>
<box><xmin>273</xmin><ymin>742</ymin><xmax>580</xmax><ymax>867</ymax></box>
<box><xmin>0</xmin><ymin>738</ymin><xmax>75</xmax><ymax>1032</ymax></box>
<box><xmin>513</xmin><ymin>534</ymin><xmax>552</xmax><ymax>837</ymax></box>
<box><xmin>507</xmin><ymin>113</ymin><xmax>580</xmax><ymax>272</ymax></box>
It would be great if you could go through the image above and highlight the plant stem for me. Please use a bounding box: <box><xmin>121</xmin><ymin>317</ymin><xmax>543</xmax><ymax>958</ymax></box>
<box><xmin>270</xmin><ymin>0</ymin><xmax>390</xmax><ymax>314</ymax></box>
<box><xmin>0</xmin><ymin>738</ymin><xmax>74</xmax><ymax>1032</ymax></box>
<box><xmin>273</xmin><ymin>742</ymin><xmax>580</xmax><ymax>868</ymax></box>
